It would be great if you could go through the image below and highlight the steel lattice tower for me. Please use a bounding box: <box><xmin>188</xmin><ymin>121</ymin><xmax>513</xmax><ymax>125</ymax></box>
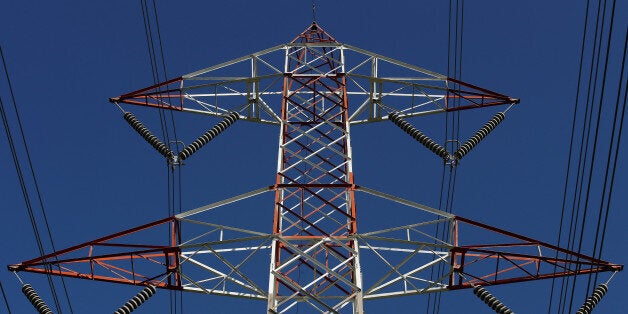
<box><xmin>9</xmin><ymin>23</ymin><xmax>622</xmax><ymax>313</ymax></box>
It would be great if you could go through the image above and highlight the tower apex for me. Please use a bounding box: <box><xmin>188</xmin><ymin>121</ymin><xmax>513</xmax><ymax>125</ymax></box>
<box><xmin>291</xmin><ymin>22</ymin><xmax>337</xmax><ymax>43</ymax></box>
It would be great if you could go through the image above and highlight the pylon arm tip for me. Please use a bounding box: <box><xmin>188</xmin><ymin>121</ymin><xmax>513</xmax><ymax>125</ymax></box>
<box><xmin>7</xmin><ymin>264</ymin><xmax>20</xmax><ymax>272</ymax></box>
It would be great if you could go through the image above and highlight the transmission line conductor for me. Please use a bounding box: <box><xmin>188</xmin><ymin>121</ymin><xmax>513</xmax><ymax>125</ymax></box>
<box><xmin>177</xmin><ymin>111</ymin><xmax>240</xmax><ymax>161</ymax></box>
<box><xmin>453</xmin><ymin>111</ymin><xmax>505</xmax><ymax>162</ymax></box>
<box><xmin>388</xmin><ymin>112</ymin><xmax>451</xmax><ymax>161</ymax></box>
<box><xmin>123</xmin><ymin>111</ymin><xmax>175</xmax><ymax>160</ymax></box>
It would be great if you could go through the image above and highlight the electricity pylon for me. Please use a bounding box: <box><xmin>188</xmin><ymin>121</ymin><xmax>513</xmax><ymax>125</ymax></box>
<box><xmin>10</xmin><ymin>23</ymin><xmax>621</xmax><ymax>314</ymax></box>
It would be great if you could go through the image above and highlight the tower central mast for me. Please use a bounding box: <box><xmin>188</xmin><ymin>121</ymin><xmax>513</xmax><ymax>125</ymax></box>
<box><xmin>268</xmin><ymin>23</ymin><xmax>363</xmax><ymax>313</ymax></box>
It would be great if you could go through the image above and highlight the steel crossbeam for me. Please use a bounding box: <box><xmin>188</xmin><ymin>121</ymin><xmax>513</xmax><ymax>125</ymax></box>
<box><xmin>9</xmin><ymin>191</ymin><xmax>622</xmax><ymax>312</ymax></box>
<box><xmin>109</xmin><ymin>25</ymin><xmax>519</xmax><ymax>128</ymax></box>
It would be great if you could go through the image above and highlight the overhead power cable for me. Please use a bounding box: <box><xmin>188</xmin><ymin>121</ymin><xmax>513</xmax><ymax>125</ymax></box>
<box><xmin>593</xmin><ymin>25</ymin><xmax>627</xmax><ymax>283</ymax></box>
<box><xmin>556</xmin><ymin>1</ymin><xmax>605</xmax><ymax>312</ymax></box>
<box><xmin>138</xmin><ymin>1</ymin><xmax>182</xmax><ymax>313</ymax></box>
<box><xmin>579</xmin><ymin>0</ymin><xmax>618</xmax><ymax>295</ymax></box>
<box><xmin>426</xmin><ymin>2</ymin><xmax>464</xmax><ymax>314</ymax></box>
<box><xmin>0</xmin><ymin>280</ymin><xmax>12</xmax><ymax>314</ymax></box>
<box><xmin>568</xmin><ymin>0</ymin><xmax>617</xmax><ymax>311</ymax></box>
<box><xmin>558</xmin><ymin>1</ymin><xmax>607</xmax><ymax>311</ymax></box>
<box><xmin>548</xmin><ymin>0</ymin><xmax>624</xmax><ymax>313</ymax></box>
<box><xmin>1</xmin><ymin>46</ymin><xmax>74</xmax><ymax>313</ymax></box>
<box><xmin>547</xmin><ymin>1</ymin><xmax>592</xmax><ymax>312</ymax></box>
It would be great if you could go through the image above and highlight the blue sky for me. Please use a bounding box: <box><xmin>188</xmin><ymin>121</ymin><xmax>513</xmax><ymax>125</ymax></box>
<box><xmin>1</xmin><ymin>1</ymin><xmax>626</xmax><ymax>313</ymax></box>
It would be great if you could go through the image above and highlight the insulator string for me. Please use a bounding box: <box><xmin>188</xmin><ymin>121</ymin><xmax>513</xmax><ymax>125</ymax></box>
<box><xmin>113</xmin><ymin>285</ymin><xmax>157</xmax><ymax>314</ymax></box>
<box><xmin>388</xmin><ymin>112</ymin><xmax>451</xmax><ymax>161</ymax></box>
<box><xmin>123</xmin><ymin>111</ymin><xmax>174</xmax><ymax>160</ymax></box>
<box><xmin>575</xmin><ymin>284</ymin><xmax>608</xmax><ymax>314</ymax></box>
<box><xmin>22</xmin><ymin>284</ymin><xmax>54</xmax><ymax>314</ymax></box>
<box><xmin>178</xmin><ymin>111</ymin><xmax>240</xmax><ymax>161</ymax></box>
<box><xmin>472</xmin><ymin>286</ymin><xmax>515</xmax><ymax>314</ymax></box>
<box><xmin>453</xmin><ymin>112</ymin><xmax>505</xmax><ymax>161</ymax></box>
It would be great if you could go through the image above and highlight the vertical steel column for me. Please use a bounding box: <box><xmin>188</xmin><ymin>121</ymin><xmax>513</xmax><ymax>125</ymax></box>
<box><xmin>267</xmin><ymin>23</ymin><xmax>363</xmax><ymax>313</ymax></box>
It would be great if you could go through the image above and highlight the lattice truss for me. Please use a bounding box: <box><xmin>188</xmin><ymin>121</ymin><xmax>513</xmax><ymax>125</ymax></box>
<box><xmin>9</xmin><ymin>24</ymin><xmax>621</xmax><ymax>314</ymax></box>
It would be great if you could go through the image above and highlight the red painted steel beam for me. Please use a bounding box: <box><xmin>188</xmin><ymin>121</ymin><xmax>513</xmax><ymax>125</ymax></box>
<box><xmin>454</xmin><ymin>215</ymin><xmax>620</xmax><ymax>264</ymax></box>
<box><xmin>447</xmin><ymin>216</ymin><xmax>623</xmax><ymax>290</ymax></box>
<box><xmin>8</xmin><ymin>216</ymin><xmax>183</xmax><ymax>290</ymax></box>
<box><xmin>13</xmin><ymin>217</ymin><xmax>176</xmax><ymax>267</ymax></box>
<box><xmin>449</xmin><ymin>267</ymin><xmax>616</xmax><ymax>290</ymax></box>
<box><xmin>445</xmin><ymin>77</ymin><xmax>519</xmax><ymax>112</ymax></box>
<box><xmin>109</xmin><ymin>76</ymin><xmax>184</xmax><ymax>110</ymax></box>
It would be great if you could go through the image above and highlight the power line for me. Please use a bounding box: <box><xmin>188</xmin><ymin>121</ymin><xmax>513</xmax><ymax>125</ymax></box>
<box><xmin>0</xmin><ymin>280</ymin><xmax>12</xmax><ymax>314</ymax></box>
<box><xmin>568</xmin><ymin>0</ymin><xmax>616</xmax><ymax>311</ymax></box>
<box><xmin>150</xmin><ymin>0</ymin><xmax>179</xmax><ymax>153</ymax></box>
<box><xmin>556</xmin><ymin>0</ymin><xmax>606</xmax><ymax>311</ymax></box>
<box><xmin>580</xmin><ymin>0</ymin><xmax>618</xmax><ymax>295</ymax></box>
<box><xmin>1</xmin><ymin>46</ymin><xmax>75</xmax><ymax>313</ymax></box>
<box><xmin>548</xmin><ymin>0</ymin><xmax>624</xmax><ymax>312</ymax></box>
<box><xmin>589</xmin><ymin>21</ymin><xmax>627</xmax><ymax>290</ymax></box>
<box><xmin>138</xmin><ymin>1</ymin><xmax>182</xmax><ymax>313</ymax></box>
<box><xmin>547</xmin><ymin>1</ymin><xmax>591</xmax><ymax>311</ymax></box>
<box><xmin>426</xmin><ymin>2</ymin><xmax>464</xmax><ymax>314</ymax></box>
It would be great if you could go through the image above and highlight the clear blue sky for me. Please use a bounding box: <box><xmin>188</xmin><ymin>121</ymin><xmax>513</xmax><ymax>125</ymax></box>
<box><xmin>1</xmin><ymin>1</ymin><xmax>626</xmax><ymax>313</ymax></box>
